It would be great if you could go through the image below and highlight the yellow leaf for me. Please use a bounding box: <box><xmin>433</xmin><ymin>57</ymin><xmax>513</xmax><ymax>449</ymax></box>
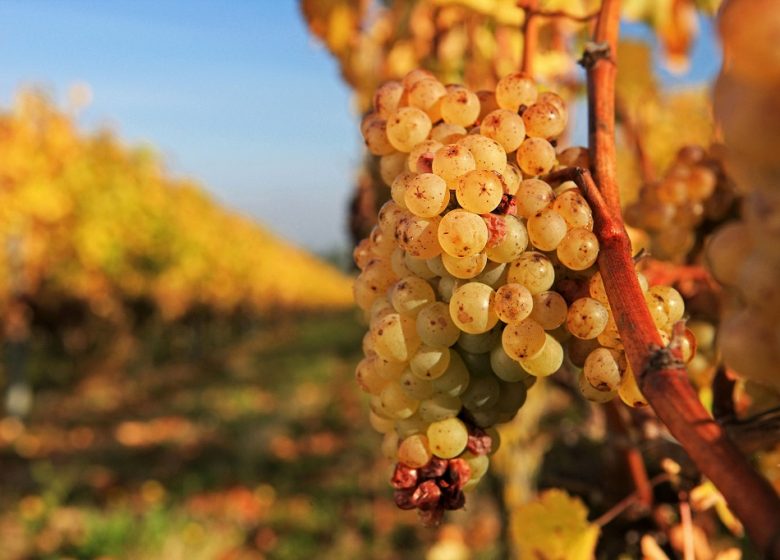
<box><xmin>513</xmin><ymin>489</ymin><xmax>600</xmax><ymax>560</ymax></box>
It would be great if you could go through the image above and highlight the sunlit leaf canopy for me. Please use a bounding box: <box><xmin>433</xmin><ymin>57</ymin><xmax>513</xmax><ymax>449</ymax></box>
<box><xmin>0</xmin><ymin>91</ymin><xmax>353</xmax><ymax>321</ymax></box>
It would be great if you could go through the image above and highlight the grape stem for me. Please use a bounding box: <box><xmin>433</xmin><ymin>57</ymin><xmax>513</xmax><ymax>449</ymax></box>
<box><xmin>578</xmin><ymin>1</ymin><xmax>780</xmax><ymax>551</ymax></box>
<box><xmin>557</xmin><ymin>163</ymin><xmax>780</xmax><ymax>556</ymax></box>
<box><xmin>519</xmin><ymin>0</ymin><xmax>539</xmax><ymax>77</ymax></box>
<box><xmin>615</xmin><ymin>95</ymin><xmax>656</xmax><ymax>184</ymax></box>
<box><xmin>605</xmin><ymin>401</ymin><xmax>653</xmax><ymax>509</ymax></box>
<box><xmin>581</xmin><ymin>0</ymin><xmax>621</xmax><ymax>215</ymax></box>
<box><xmin>518</xmin><ymin>1</ymin><xmax>599</xmax><ymax>77</ymax></box>
<box><xmin>593</xmin><ymin>473</ymin><xmax>671</xmax><ymax>527</ymax></box>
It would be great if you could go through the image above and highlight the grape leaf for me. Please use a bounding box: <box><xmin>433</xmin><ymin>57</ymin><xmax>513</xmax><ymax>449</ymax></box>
<box><xmin>513</xmin><ymin>489</ymin><xmax>600</xmax><ymax>560</ymax></box>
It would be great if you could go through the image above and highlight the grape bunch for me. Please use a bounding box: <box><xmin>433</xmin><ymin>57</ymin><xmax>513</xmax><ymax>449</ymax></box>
<box><xmin>353</xmin><ymin>69</ymin><xmax>690</xmax><ymax>523</ymax></box>
<box><xmin>624</xmin><ymin>145</ymin><xmax>737</xmax><ymax>262</ymax></box>
<box><xmin>705</xmin><ymin>0</ymin><xmax>780</xmax><ymax>392</ymax></box>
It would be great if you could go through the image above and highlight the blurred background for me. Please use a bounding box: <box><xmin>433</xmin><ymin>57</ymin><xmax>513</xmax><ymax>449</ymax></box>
<box><xmin>0</xmin><ymin>0</ymin><xmax>752</xmax><ymax>559</ymax></box>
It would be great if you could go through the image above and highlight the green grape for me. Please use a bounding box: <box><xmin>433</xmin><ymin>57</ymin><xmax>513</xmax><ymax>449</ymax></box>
<box><xmin>431</xmin><ymin>122</ymin><xmax>467</xmax><ymax>144</ymax></box>
<box><xmin>647</xmin><ymin>285</ymin><xmax>685</xmax><ymax>324</ymax></box>
<box><xmin>438</xmin><ymin>209</ymin><xmax>489</xmax><ymax>258</ymax></box>
<box><xmin>381</xmin><ymin>431</ymin><xmax>399</xmax><ymax>461</ymax></box>
<box><xmin>373</xmin><ymin>80</ymin><xmax>404</xmax><ymax>119</ymax></box>
<box><xmin>583</xmin><ymin>347</ymin><xmax>622</xmax><ymax>391</ymax></box>
<box><xmin>408</xmin><ymin>139</ymin><xmax>443</xmax><ymax>173</ymax></box>
<box><xmin>432</xmin><ymin>353</ymin><xmax>471</xmax><ymax>396</ymax></box>
<box><xmin>551</xmin><ymin>190</ymin><xmax>594</xmax><ymax>230</ymax></box>
<box><xmin>494</xmin><ymin>283</ymin><xmax>534</xmax><ymax>324</ymax></box>
<box><xmin>470</xmin><ymin>408</ymin><xmax>501</xmax><ymax>428</ymax></box>
<box><xmin>530</xmin><ymin>291</ymin><xmax>568</xmax><ymax>330</ymax></box>
<box><xmin>426</xmin><ymin>255</ymin><xmax>448</xmax><ymax>277</ymax></box>
<box><xmin>522</xmin><ymin>102</ymin><xmax>566</xmax><ymax>139</ymax></box>
<box><xmin>396</xmin><ymin>413</ymin><xmax>428</xmax><ymax>438</ymax></box>
<box><xmin>362</xmin><ymin>330</ymin><xmax>378</xmax><ymax>357</ymax></box>
<box><xmin>369</xmin><ymin>409</ymin><xmax>396</xmax><ymax>433</ymax></box>
<box><xmin>427</xmin><ymin>417</ymin><xmax>469</xmax><ymax>459</ymax></box>
<box><xmin>494</xmin><ymin>379</ymin><xmax>528</xmax><ymax>418</ymax></box>
<box><xmin>410</xmin><ymin>345</ymin><xmax>452</xmax><ymax>380</ymax></box>
<box><xmin>645</xmin><ymin>291</ymin><xmax>670</xmax><ymax>329</ymax></box>
<box><xmin>396</xmin><ymin>214</ymin><xmax>442</xmax><ymax>259</ymax></box>
<box><xmin>390</xmin><ymin>276</ymin><xmax>436</xmax><ymax>316</ymax></box>
<box><xmin>566</xmin><ymin>297</ymin><xmax>609</xmax><ymax>340</ymax></box>
<box><xmin>457</xmin><ymin>325</ymin><xmax>502</xmax><ymax>354</ymax></box>
<box><xmin>440</xmin><ymin>86</ymin><xmax>481</xmax><ymax>127</ymax></box>
<box><xmin>528</xmin><ymin>209</ymin><xmax>568</xmax><ymax>251</ymax></box>
<box><xmin>490</xmin><ymin>344</ymin><xmax>533</xmax><ymax>383</ymax></box>
<box><xmin>400</xmin><ymin>369</ymin><xmax>435</xmax><ymax>400</ymax></box>
<box><xmin>480</xmin><ymin>109</ymin><xmax>526</xmax><ymax>152</ymax></box>
<box><xmin>459</xmin><ymin>350</ymin><xmax>494</xmax><ymax>377</ymax></box>
<box><xmin>461</xmin><ymin>373</ymin><xmax>500</xmax><ymax>410</ymax></box>
<box><xmin>437</xmin><ymin>274</ymin><xmax>464</xmax><ymax>302</ymax></box>
<box><xmin>391</xmin><ymin>247</ymin><xmax>415</xmax><ymax>278</ymax></box>
<box><xmin>618</xmin><ymin>366</ymin><xmax>648</xmax><ymax>408</ymax></box>
<box><xmin>408</xmin><ymin>78</ymin><xmax>447</xmax><ymax>120</ymax></box>
<box><xmin>449</xmin><ymin>282</ymin><xmax>499</xmax><ymax>334</ymax></box>
<box><xmin>362</xmin><ymin>114</ymin><xmax>396</xmax><ymax>156</ymax></box>
<box><xmin>402</xmin><ymin>68</ymin><xmax>436</xmax><ymax>89</ymax></box>
<box><xmin>502</xmin><ymin>318</ymin><xmax>546</xmax><ymax>360</ymax></box>
<box><xmin>386</xmin><ymin>107</ymin><xmax>433</xmax><ymax>152</ymax></box>
<box><xmin>476</xmin><ymin>89</ymin><xmax>500</xmax><ymax>121</ymax></box>
<box><xmin>537</xmin><ymin>91</ymin><xmax>568</xmax><ymax>120</ymax></box>
<box><xmin>370</xmin><ymin>312</ymin><xmax>420</xmax><ymax>362</ymax></box>
<box><xmin>456</xmin><ymin>169</ymin><xmax>504</xmax><ymax>214</ymax></box>
<box><xmin>577</xmin><ymin>371</ymin><xmax>617</xmax><ymax>403</ymax></box>
<box><xmin>518</xmin><ymin>333</ymin><xmax>564</xmax><ymax>377</ymax></box>
<box><xmin>432</xmin><ymin>144</ymin><xmax>477</xmax><ymax>185</ymax></box>
<box><xmin>369</xmin><ymin>225</ymin><xmax>395</xmax><ymax>255</ymax></box>
<box><xmin>462</xmin><ymin>452</ymin><xmax>490</xmax><ymax>491</ymax></box>
<box><xmin>473</xmin><ymin>261</ymin><xmax>507</xmax><ymax>287</ymax></box>
<box><xmin>398</xmin><ymin>434</ymin><xmax>433</xmax><ymax>468</ymax></box>
<box><xmin>506</xmin><ymin>251</ymin><xmax>555</xmax><ymax>294</ymax></box>
<box><xmin>380</xmin><ymin>152</ymin><xmax>409</xmax><ymax>186</ymax></box>
<box><xmin>405</xmin><ymin>173</ymin><xmax>448</xmax><ymax>218</ymax></box>
<box><xmin>374</xmin><ymin>354</ymin><xmax>406</xmax><ymax>381</ymax></box>
<box><xmin>355</xmin><ymin>356</ymin><xmax>389</xmax><ymax>395</ymax></box>
<box><xmin>495</xmin><ymin>72</ymin><xmax>538</xmax><ymax>112</ymax></box>
<box><xmin>486</xmin><ymin>215</ymin><xmax>529</xmax><ymax>263</ymax></box>
<box><xmin>516</xmin><ymin>137</ymin><xmax>556</xmax><ymax>176</ymax></box>
<box><xmin>442</xmin><ymin>251</ymin><xmax>488</xmax><ymax>279</ymax></box>
<box><xmin>419</xmin><ymin>394</ymin><xmax>463</xmax><ymax>422</ymax></box>
<box><xmin>557</xmin><ymin>227</ymin><xmax>599</xmax><ymax>271</ymax></box>
<box><xmin>457</xmin><ymin>134</ymin><xmax>507</xmax><ymax>172</ymax></box>
<box><xmin>705</xmin><ymin>222</ymin><xmax>752</xmax><ymax>286</ymax></box>
<box><xmin>404</xmin><ymin>253</ymin><xmax>437</xmax><ymax>280</ymax></box>
<box><xmin>501</xmin><ymin>163</ymin><xmax>523</xmax><ymax>195</ymax></box>
<box><xmin>391</xmin><ymin>171</ymin><xmax>416</xmax><ymax>208</ymax></box>
<box><xmin>380</xmin><ymin>382</ymin><xmax>420</xmax><ymax>419</ymax></box>
<box><xmin>416</xmin><ymin>302</ymin><xmax>461</xmax><ymax>347</ymax></box>
<box><xmin>515</xmin><ymin>179</ymin><xmax>555</xmax><ymax>218</ymax></box>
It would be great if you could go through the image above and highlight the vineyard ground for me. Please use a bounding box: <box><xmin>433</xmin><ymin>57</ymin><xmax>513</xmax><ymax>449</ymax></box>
<box><xmin>0</xmin><ymin>311</ymin><xmax>505</xmax><ymax>560</ymax></box>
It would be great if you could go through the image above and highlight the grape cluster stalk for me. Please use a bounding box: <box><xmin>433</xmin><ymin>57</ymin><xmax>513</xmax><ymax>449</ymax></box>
<box><xmin>352</xmin><ymin>69</ymin><xmax>689</xmax><ymax>523</ymax></box>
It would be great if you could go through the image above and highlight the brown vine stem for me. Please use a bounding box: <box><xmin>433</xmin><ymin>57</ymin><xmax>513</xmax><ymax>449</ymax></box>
<box><xmin>584</xmin><ymin>0</ymin><xmax>621</xmax><ymax>214</ymax></box>
<box><xmin>519</xmin><ymin>0</ymin><xmax>539</xmax><ymax>76</ymax></box>
<box><xmin>605</xmin><ymin>401</ymin><xmax>653</xmax><ymax>508</ymax></box>
<box><xmin>563</xmin><ymin>165</ymin><xmax>780</xmax><ymax>557</ymax></box>
<box><xmin>593</xmin><ymin>473</ymin><xmax>671</xmax><ymax>527</ymax></box>
<box><xmin>578</xmin><ymin>1</ymin><xmax>780</xmax><ymax>553</ymax></box>
<box><xmin>615</xmin><ymin>95</ymin><xmax>656</xmax><ymax>184</ymax></box>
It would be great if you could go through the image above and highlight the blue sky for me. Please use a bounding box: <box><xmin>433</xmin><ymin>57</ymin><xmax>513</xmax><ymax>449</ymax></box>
<box><xmin>0</xmin><ymin>2</ymin><xmax>720</xmax><ymax>253</ymax></box>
